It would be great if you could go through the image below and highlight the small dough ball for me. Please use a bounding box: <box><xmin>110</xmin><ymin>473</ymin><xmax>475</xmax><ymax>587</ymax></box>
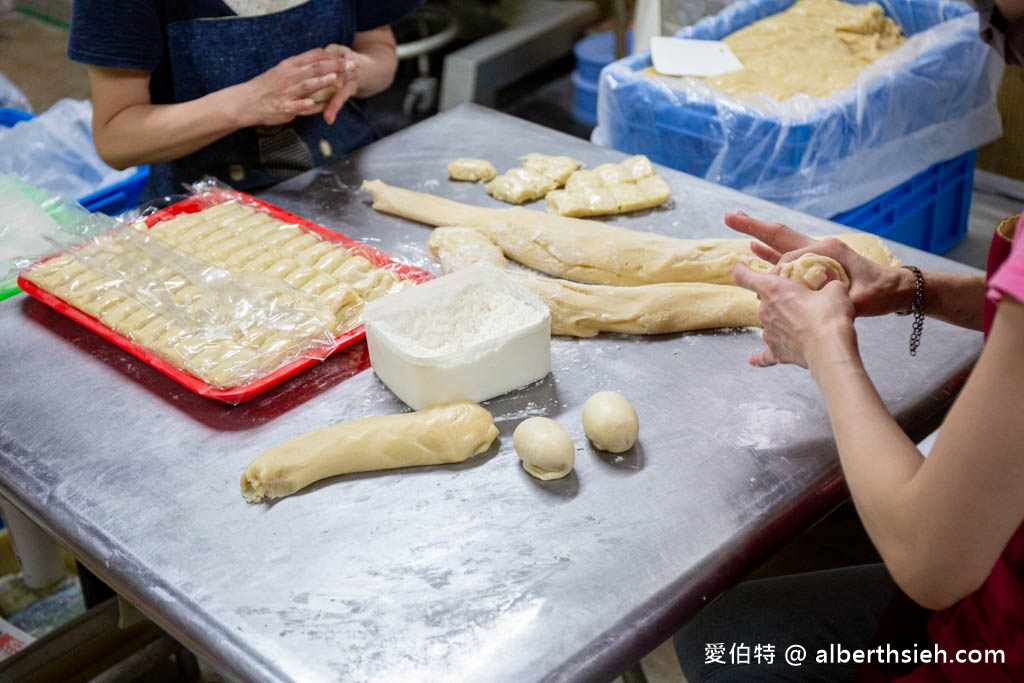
<box><xmin>780</xmin><ymin>253</ymin><xmax>849</xmax><ymax>291</ymax></box>
<box><xmin>513</xmin><ymin>417</ymin><xmax>575</xmax><ymax>481</ymax></box>
<box><xmin>582</xmin><ymin>391</ymin><xmax>639</xmax><ymax>453</ymax></box>
<box><xmin>310</xmin><ymin>87</ymin><xmax>336</xmax><ymax>103</ymax></box>
<box><xmin>447</xmin><ymin>158</ymin><xmax>498</xmax><ymax>183</ymax></box>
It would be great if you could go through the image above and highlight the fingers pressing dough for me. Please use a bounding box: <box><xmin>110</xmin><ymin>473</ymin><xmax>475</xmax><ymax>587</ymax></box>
<box><xmin>241</xmin><ymin>400</ymin><xmax>499</xmax><ymax>502</ymax></box>
<box><xmin>513</xmin><ymin>417</ymin><xmax>575</xmax><ymax>481</ymax></box>
<box><xmin>780</xmin><ymin>253</ymin><xmax>849</xmax><ymax>290</ymax></box>
<box><xmin>582</xmin><ymin>391</ymin><xmax>639</xmax><ymax>453</ymax></box>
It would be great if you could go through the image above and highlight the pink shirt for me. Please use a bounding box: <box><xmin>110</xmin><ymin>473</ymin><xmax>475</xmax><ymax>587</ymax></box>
<box><xmin>896</xmin><ymin>220</ymin><xmax>1024</xmax><ymax>682</ymax></box>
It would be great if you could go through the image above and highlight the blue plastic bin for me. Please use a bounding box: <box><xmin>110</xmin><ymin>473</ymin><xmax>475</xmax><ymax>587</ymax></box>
<box><xmin>0</xmin><ymin>107</ymin><xmax>149</xmax><ymax>215</ymax></box>
<box><xmin>831</xmin><ymin>151</ymin><xmax>975</xmax><ymax>254</ymax></box>
<box><xmin>596</xmin><ymin>0</ymin><xmax>996</xmax><ymax>252</ymax></box>
<box><xmin>572</xmin><ymin>31</ymin><xmax>632</xmax><ymax>126</ymax></box>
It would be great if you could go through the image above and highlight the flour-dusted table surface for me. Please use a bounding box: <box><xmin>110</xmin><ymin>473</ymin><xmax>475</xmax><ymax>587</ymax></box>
<box><xmin>0</xmin><ymin>105</ymin><xmax>981</xmax><ymax>682</ymax></box>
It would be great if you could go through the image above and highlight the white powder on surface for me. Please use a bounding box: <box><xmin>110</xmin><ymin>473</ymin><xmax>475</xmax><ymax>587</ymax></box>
<box><xmin>374</xmin><ymin>282</ymin><xmax>544</xmax><ymax>358</ymax></box>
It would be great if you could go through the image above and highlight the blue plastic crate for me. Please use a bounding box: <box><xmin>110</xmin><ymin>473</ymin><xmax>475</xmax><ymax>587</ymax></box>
<box><xmin>831</xmin><ymin>150</ymin><xmax>975</xmax><ymax>254</ymax></box>
<box><xmin>0</xmin><ymin>107</ymin><xmax>148</xmax><ymax>215</ymax></box>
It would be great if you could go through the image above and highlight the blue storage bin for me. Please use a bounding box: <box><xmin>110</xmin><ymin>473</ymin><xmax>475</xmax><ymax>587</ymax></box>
<box><xmin>573</xmin><ymin>31</ymin><xmax>632</xmax><ymax>125</ymax></box>
<box><xmin>594</xmin><ymin>0</ymin><xmax>1002</xmax><ymax>251</ymax></box>
<box><xmin>832</xmin><ymin>150</ymin><xmax>975</xmax><ymax>254</ymax></box>
<box><xmin>572</xmin><ymin>71</ymin><xmax>598</xmax><ymax>126</ymax></box>
<box><xmin>0</xmin><ymin>107</ymin><xmax>148</xmax><ymax>215</ymax></box>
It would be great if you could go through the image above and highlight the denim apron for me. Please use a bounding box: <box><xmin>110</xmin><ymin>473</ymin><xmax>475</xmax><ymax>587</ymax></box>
<box><xmin>147</xmin><ymin>0</ymin><xmax>378</xmax><ymax>198</ymax></box>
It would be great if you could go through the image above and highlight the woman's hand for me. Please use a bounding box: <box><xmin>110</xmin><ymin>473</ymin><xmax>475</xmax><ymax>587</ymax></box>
<box><xmin>236</xmin><ymin>48</ymin><xmax>347</xmax><ymax>127</ymax></box>
<box><xmin>322</xmin><ymin>44</ymin><xmax>362</xmax><ymax>125</ymax></box>
<box><xmin>732</xmin><ymin>261</ymin><xmax>858</xmax><ymax>369</ymax></box>
<box><xmin>726</xmin><ymin>212</ymin><xmax>915</xmax><ymax>317</ymax></box>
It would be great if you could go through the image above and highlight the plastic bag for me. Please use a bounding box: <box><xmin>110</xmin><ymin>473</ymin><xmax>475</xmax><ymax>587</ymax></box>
<box><xmin>594</xmin><ymin>0</ymin><xmax>1003</xmax><ymax>218</ymax></box>
<box><xmin>0</xmin><ymin>71</ymin><xmax>31</xmax><ymax>112</ymax></box>
<box><xmin>0</xmin><ymin>99</ymin><xmax>136</xmax><ymax>201</ymax></box>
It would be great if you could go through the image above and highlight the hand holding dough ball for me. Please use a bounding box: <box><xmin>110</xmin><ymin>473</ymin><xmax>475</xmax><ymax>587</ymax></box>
<box><xmin>779</xmin><ymin>253</ymin><xmax>849</xmax><ymax>291</ymax></box>
<box><xmin>582</xmin><ymin>391</ymin><xmax>639</xmax><ymax>453</ymax></box>
<box><xmin>513</xmin><ymin>417</ymin><xmax>575</xmax><ymax>481</ymax></box>
<box><xmin>447</xmin><ymin>158</ymin><xmax>497</xmax><ymax>183</ymax></box>
<box><xmin>309</xmin><ymin>86</ymin><xmax>336</xmax><ymax>104</ymax></box>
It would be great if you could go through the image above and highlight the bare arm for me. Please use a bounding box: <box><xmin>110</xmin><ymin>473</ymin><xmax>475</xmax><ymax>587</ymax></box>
<box><xmin>733</xmin><ymin>261</ymin><xmax>1024</xmax><ymax>610</ymax></box>
<box><xmin>89</xmin><ymin>49</ymin><xmax>347</xmax><ymax>169</ymax></box>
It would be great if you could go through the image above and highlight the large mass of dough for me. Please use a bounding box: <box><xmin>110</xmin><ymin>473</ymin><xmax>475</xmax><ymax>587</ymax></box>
<box><xmin>241</xmin><ymin>400</ymin><xmax>499</xmax><ymax>502</ymax></box>
<box><xmin>706</xmin><ymin>0</ymin><xmax>905</xmax><ymax>100</ymax></box>
<box><xmin>363</xmin><ymin>180</ymin><xmax>898</xmax><ymax>286</ymax></box>
<box><xmin>427</xmin><ymin>226</ymin><xmax>760</xmax><ymax>336</ymax></box>
<box><xmin>582</xmin><ymin>391</ymin><xmax>639</xmax><ymax>453</ymax></box>
<box><xmin>513</xmin><ymin>417</ymin><xmax>575</xmax><ymax>480</ymax></box>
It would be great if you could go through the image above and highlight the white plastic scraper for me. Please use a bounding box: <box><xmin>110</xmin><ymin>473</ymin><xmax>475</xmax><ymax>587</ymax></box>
<box><xmin>650</xmin><ymin>37</ymin><xmax>743</xmax><ymax>77</ymax></box>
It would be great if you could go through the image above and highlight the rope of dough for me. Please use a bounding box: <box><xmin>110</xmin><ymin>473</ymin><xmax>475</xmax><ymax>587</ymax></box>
<box><xmin>241</xmin><ymin>400</ymin><xmax>499</xmax><ymax>502</ymax></box>
<box><xmin>428</xmin><ymin>227</ymin><xmax>760</xmax><ymax>337</ymax></box>
<box><xmin>363</xmin><ymin>180</ymin><xmax>899</xmax><ymax>285</ymax></box>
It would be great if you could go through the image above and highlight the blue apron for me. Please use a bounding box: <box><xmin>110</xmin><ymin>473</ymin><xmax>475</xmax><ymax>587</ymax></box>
<box><xmin>147</xmin><ymin>0</ymin><xmax>379</xmax><ymax>198</ymax></box>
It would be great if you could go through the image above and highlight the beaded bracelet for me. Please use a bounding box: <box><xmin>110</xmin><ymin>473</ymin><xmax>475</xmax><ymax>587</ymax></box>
<box><xmin>895</xmin><ymin>265</ymin><xmax>924</xmax><ymax>356</ymax></box>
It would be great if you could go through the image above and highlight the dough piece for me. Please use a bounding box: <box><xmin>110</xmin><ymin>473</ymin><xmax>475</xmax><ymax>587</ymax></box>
<box><xmin>486</xmin><ymin>153</ymin><xmax>583</xmax><ymax>204</ymax></box>
<box><xmin>582</xmin><ymin>391</ymin><xmax>639</xmax><ymax>453</ymax></box>
<box><xmin>310</xmin><ymin>86</ymin><xmax>336</xmax><ymax>103</ymax></box>
<box><xmin>447</xmin><ymin>158</ymin><xmax>497</xmax><ymax>183</ymax></box>
<box><xmin>427</xmin><ymin>227</ymin><xmax>509</xmax><ymax>273</ymax></box>
<box><xmin>513</xmin><ymin>417</ymin><xmax>575</xmax><ymax>481</ymax></box>
<box><xmin>241</xmin><ymin>400</ymin><xmax>499</xmax><ymax>502</ymax></box>
<box><xmin>549</xmin><ymin>155</ymin><xmax>670</xmax><ymax>217</ymax></box>
<box><xmin>780</xmin><ymin>253</ymin><xmax>849</xmax><ymax>290</ymax></box>
<box><xmin>426</xmin><ymin>226</ymin><xmax>760</xmax><ymax>336</ymax></box>
<box><xmin>364</xmin><ymin>179</ymin><xmax>900</xmax><ymax>285</ymax></box>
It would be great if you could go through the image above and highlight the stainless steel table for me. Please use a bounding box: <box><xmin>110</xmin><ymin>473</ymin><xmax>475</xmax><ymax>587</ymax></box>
<box><xmin>0</xmin><ymin>105</ymin><xmax>982</xmax><ymax>682</ymax></box>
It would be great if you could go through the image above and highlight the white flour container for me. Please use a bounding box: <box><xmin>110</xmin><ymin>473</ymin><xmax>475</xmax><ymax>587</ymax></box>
<box><xmin>363</xmin><ymin>265</ymin><xmax>552</xmax><ymax>410</ymax></box>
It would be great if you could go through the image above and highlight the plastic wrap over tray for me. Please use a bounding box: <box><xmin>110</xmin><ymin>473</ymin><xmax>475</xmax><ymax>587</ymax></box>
<box><xmin>593</xmin><ymin>0</ymin><xmax>1003</xmax><ymax>217</ymax></box>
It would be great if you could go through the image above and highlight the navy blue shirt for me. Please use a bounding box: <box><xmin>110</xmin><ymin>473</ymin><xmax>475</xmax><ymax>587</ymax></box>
<box><xmin>68</xmin><ymin>0</ymin><xmax>421</xmax><ymax>196</ymax></box>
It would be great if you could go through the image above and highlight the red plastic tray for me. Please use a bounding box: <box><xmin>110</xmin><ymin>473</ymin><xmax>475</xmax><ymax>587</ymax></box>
<box><xmin>18</xmin><ymin>189</ymin><xmax>432</xmax><ymax>403</ymax></box>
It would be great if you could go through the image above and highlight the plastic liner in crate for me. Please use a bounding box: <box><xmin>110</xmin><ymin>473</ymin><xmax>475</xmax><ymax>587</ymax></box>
<box><xmin>0</xmin><ymin>105</ymin><xmax>149</xmax><ymax>216</ymax></box>
<box><xmin>593</xmin><ymin>0</ymin><xmax>1002</xmax><ymax>221</ymax></box>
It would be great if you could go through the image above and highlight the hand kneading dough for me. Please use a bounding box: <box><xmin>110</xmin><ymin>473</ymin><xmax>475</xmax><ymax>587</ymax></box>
<box><xmin>241</xmin><ymin>400</ymin><xmax>499</xmax><ymax>502</ymax></box>
<box><xmin>513</xmin><ymin>417</ymin><xmax>575</xmax><ymax>480</ymax></box>
<box><xmin>447</xmin><ymin>158</ymin><xmax>497</xmax><ymax>182</ymax></box>
<box><xmin>582</xmin><ymin>391</ymin><xmax>639</xmax><ymax>453</ymax></box>
<box><xmin>780</xmin><ymin>253</ymin><xmax>849</xmax><ymax>290</ymax></box>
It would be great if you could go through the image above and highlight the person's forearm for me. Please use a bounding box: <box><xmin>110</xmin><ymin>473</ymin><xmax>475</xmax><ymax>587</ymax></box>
<box><xmin>350</xmin><ymin>40</ymin><xmax>398</xmax><ymax>98</ymax></box>
<box><xmin>920</xmin><ymin>270</ymin><xmax>986</xmax><ymax>330</ymax></box>
<box><xmin>93</xmin><ymin>85</ymin><xmax>251</xmax><ymax>169</ymax></box>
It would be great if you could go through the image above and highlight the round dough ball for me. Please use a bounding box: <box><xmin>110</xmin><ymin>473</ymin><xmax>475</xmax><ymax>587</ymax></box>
<box><xmin>310</xmin><ymin>86</ymin><xmax>336</xmax><ymax>104</ymax></box>
<box><xmin>779</xmin><ymin>253</ymin><xmax>849</xmax><ymax>291</ymax></box>
<box><xmin>582</xmin><ymin>391</ymin><xmax>639</xmax><ymax>453</ymax></box>
<box><xmin>513</xmin><ymin>417</ymin><xmax>575</xmax><ymax>481</ymax></box>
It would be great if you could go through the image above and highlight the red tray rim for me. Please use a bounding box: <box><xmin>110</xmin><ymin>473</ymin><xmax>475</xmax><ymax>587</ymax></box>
<box><xmin>17</xmin><ymin>188</ymin><xmax>432</xmax><ymax>403</ymax></box>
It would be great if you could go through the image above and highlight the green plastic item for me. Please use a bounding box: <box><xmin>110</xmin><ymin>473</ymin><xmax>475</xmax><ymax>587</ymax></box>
<box><xmin>0</xmin><ymin>177</ymin><xmax>110</xmax><ymax>301</ymax></box>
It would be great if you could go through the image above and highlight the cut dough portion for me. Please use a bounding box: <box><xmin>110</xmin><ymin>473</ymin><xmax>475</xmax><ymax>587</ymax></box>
<box><xmin>427</xmin><ymin>226</ymin><xmax>760</xmax><ymax>336</ymax></box>
<box><xmin>447</xmin><ymin>158</ymin><xmax>497</xmax><ymax>183</ymax></box>
<box><xmin>547</xmin><ymin>155</ymin><xmax>671</xmax><ymax>217</ymax></box>
<box><xmin>486</xmin><ymin>153</ymin><xmax>583</xmax><ymax>204</ymax></box>
<box><xmin>364</xmin><ymin>179</ymin><xmax>900</xmax><ymax>285</ymax></box>
<box><xmin>780</xmin><ymin>253</ymin><xmax>849</xmax><ymax>290</ymax></box>
<box><xmin>241</xmin><ymin>400</ymin><xmax>499</xmax><ymax>502</ymax></box>
<box><xmin>582</xmin><ymin>391</ymin><xmax>639</xmax><ymax>453</ymax></box>
<box><xmin>513</xmin><ymin>417</ymin><xmax>575</xmax><ymax>481</ymax></box>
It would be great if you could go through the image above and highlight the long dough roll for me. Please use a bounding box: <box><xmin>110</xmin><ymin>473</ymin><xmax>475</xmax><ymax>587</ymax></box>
<box><xmin>241</xmin><ymin>400</ymin><xmax>499</xmax><ymax>502</ymax></box>
<box><xmin>428</xmin><ymin>226</ymin><xmax>760</xmax><ymax>337</ymax></box>
<box><xmin>364</xmin><ymin>180</ymin><xmax>898</xmax><ymax>286</ymax></box>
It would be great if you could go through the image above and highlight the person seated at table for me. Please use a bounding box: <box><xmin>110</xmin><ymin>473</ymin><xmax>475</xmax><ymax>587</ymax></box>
<box><xmin>675</xmin><ymin>1</ymin><xmax>1024</xmax><ymax>679</ymax></box>
<box><xmin>67</xmin><ymin>0</ymin><xmax>421</xmax><ymax>199</ymax></box>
